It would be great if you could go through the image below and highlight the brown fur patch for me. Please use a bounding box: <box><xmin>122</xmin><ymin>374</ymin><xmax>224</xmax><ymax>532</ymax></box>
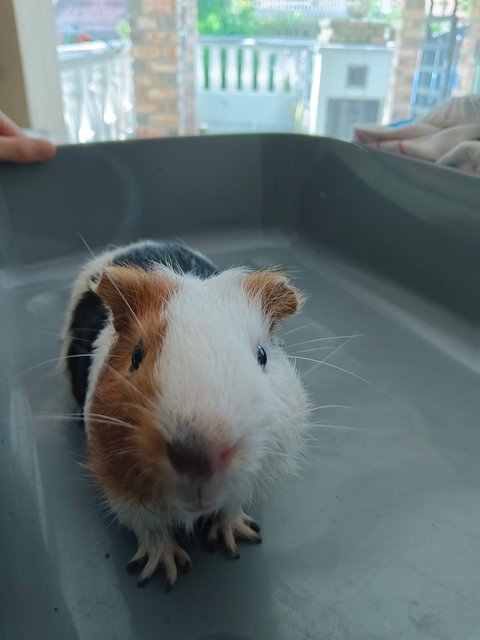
<box><xmin>94</xmin><ymin>266</ymin><xmax>175</xmax><ymax>334</ymax></box>
<box><xmin>244</xmin><ymin>270</ymin><xmax>304</xmax><ymax>328</ymax></box>
<box><xmin>87</xmin><ymin>267</ymin><xmax>178</xmax><ymax>505</ymax></box>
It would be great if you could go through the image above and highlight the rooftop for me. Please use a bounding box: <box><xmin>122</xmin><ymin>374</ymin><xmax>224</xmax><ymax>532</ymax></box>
<box><xmin>53</xmin><ymin>0</ymin><xmax>128</xmax><ymax>35</ymax></box>
<box><xmin>253</xmin><ymin>0</ymin><xmax>348</xmax><ymax>17</ymax></box>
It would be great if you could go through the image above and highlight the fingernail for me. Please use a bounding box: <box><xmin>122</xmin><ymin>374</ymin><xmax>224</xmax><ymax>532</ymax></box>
<box><xmin>33</xmin><ymin>139</ymin><xmax>56</xmax><ymax>161</ymax></box>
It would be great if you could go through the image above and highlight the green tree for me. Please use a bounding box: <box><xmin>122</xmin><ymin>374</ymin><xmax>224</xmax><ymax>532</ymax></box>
<box><xmin>198</xmin><ymin>0</ymin><xmax>258</xmax><ymax>36</ymax></box>
<box><xmin>198</xmin><ymin>0</ymin><xmax>301</xmax><ymax>36</ymax></box>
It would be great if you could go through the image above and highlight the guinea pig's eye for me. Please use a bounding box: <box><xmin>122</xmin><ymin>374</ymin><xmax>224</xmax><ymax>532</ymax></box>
<box><xmin>256</xmin><ymin>345</ymin><xmax>267</xmax><ymax>368</ymax></box>
<box><xmin>130</xmin><ymin>342</ymin><xmax>145</xmax><ymax>371</ymax></box>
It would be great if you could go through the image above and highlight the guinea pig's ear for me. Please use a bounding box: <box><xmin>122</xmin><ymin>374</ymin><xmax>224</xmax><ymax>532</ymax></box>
<box><xmin>92</xmin><ymin>266</ymin><xmax>175</xmax><ymax>329</ymax></box>
<box><xmin>244</xmin><ymin>270</ymin><xmax>304</xmax><ymax>328</ymax></box>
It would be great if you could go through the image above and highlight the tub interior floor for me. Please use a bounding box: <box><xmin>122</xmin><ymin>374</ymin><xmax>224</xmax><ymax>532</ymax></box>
<box><xmin>1</xmin><ymin>234</ymin><xmax>477</xmax><ymax>640</ymax></box>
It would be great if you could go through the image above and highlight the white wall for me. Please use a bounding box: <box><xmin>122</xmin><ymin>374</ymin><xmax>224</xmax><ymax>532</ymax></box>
<box><xmin>314</xmin><ymin>46</ymin><xmax>394</xmax><ymax>138</ymax></box>
<box><xmin>0</xmin><ymin>0</ymin><xmax>66</xmax><ymax>141</ymax></box>
<box><xmin>197</xmin><ymin>93</ymin><xmax>301</xmax><ymax>133</ymax></box>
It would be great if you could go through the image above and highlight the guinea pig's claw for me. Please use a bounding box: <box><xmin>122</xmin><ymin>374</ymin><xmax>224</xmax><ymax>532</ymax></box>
<box><xmin>182</xmin><ymin>559</ymin><xmax>192</xmax><ymax>575</ymax></box>
<box><xmin>208</xmin><ymin>539</ymin><xmax>222</xmax><ymax>554</ymax></box>
<box><xmin>128</xmin><ymin>539</ymin><xmax>192</xmax><ymax>591</ymax></box>
<box><xmin>127</xmin><ymin>557</ymin><xmax>147</xmax><ymax>574</ymax></box>
<box><xmin>207</xmin><ymin>510</ymin><xmax>262</xmax><ymax>559</ymax></box>
<box><xmin>137</xmin><ymin>576</ymin><xmax>151</xmax><ymax>588</ymax></box>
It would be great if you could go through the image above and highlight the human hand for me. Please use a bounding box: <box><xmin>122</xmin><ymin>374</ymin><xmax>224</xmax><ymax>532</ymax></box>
<box><xmin>0</xmin><ymin>111</ymin><xmax>56</xmax><ymax>163</ymax></box>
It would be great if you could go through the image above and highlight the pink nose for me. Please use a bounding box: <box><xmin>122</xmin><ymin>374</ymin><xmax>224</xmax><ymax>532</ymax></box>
<box><xmin>167</xmin><ymin>440</ymin><xmax>236</xmax><ymax>477</ymax></box>
<box><xmin>213</xmin><ymin>445</ymin><xmax>236</xmax><ymax>474</ymax></box>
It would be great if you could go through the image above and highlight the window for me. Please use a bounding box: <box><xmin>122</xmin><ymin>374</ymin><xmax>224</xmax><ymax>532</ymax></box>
<box><xmin>347</xmin><ymin>65</ymin><xmax>368</xmax><ymax>88</ymax></box>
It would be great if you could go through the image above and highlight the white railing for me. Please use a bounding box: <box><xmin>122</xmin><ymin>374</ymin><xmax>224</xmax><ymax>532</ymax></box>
<box><xmin>56</xmin><ymin>36</ymin><xmax>391</xmax><ymax>142</ymax></box>
<box><xmin>197</xmin><ymin>36</ymin><xmax>313</xmax><ymax>95</ymax></box>
<box><xmin>57</xmin><ymin>40</ymin><xmax>136</xmax><ymax>144</ymax></box>
<box><xmin>196</xmin><ymin>36</ymin><xmax>315</xmax><ymax>133</ymax></box>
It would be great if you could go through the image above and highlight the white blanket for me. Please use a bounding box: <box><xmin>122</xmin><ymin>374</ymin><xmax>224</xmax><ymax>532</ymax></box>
<box><xmin>354</xmin><ymin>95</ymin><xmax>480</xmax><ymax>174</ymax></box>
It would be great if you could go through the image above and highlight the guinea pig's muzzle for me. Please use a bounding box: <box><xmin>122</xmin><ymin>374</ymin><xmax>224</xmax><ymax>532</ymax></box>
<box><xmin>167</xmin><ymin>438</ymin><xmax>236</xmax><ymax>513</ymax></box>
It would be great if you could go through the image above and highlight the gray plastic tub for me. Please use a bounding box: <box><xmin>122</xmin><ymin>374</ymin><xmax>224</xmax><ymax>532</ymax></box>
<box><xmin>0</xmin><ymin>135</ymin><xmax>478</xmax><ymax>640</ymax></box>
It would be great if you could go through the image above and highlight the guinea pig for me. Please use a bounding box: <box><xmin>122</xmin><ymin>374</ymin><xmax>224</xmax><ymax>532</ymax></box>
<box><xmin>62</xmin><ymin>240</ymin><xmax>308</xmax><ymax>589</ymax></box>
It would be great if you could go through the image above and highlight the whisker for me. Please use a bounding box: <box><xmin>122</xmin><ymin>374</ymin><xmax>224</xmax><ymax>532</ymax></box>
<box><xmin>40</xmin><ymin>330</ymin><xmax>98</xmax><ymax>344</ymax></box>
<box><xmin>289</xmin><ymin>354</ymin><xmax>337</xmax><ymax>365</ymax></box>
<box><xmin>103</xmin><ymin>362</ymin><xmax>156</xmax><ymax>406</ymax></box>
<box><xmin>303</xmin><ymin>330</ymin><xmax>369</xmax><ymax>381</ymax></box>
<box><xmin>308</xmin><ymin>404</ymin><xmax>361</xmax><ymax>413</ymax></box>
<box><xmin>262</xmin><ymin>449</ymin><xmax>297</xmax><ymax>458</ymax></box>
<box><xmin>286</xmin><ymin>334</ymin><xmax>365</xmax><ymax>349</ymax></box>
<box><xmin>87</xmin><ymin>418</ymin><xmax>136</xmax><ymax>430</ymax></box>
<box><xmin>289</xmin><ymin>355</ymin><xmax>382</xmax><ymax>391</ymax></box>
<box><xmin>280</xmin><ymin>322</ymin><xmax>313</xmax><ymax>338</ymax></box>
<box><xmin>35</xmin><ymin>414</ymin><xmax>84</xmax><ymax>421</ymax></box>
<box><xmin>72</xmin><ymin>347</ymin><xmax>155</xmax><ymax>407</ymax></box>
<box><xmin>302</xmin><ymin>433</ymin><xmax>328</xmax><ymax>444</ymax></box>
<box><xmin>301</xmin><ymin>443</ymin><xmax>328</xmax><ymax>452</ymax></box>
<box><xmin>321</xmin><ymin>331</ymin><xmax>363</xmax><ymax>366</ymax></box>
<box><xmin>289</xmin><ymin>346</ymin><xmax>335</xmax><ymax>354</ymax></box>
<box><xmin>78</xmin><ymin>232</ymin><xmax>147</xmax><ymax>337</ymax></box>
<box><xmin>41</xmin><ymin>331</ymin><xmax>67</xmax><ymax>341</ymax></box>
<box><xmin>313</xmin><ymin>360</ymin><xmax>383</xmax><ymax>391</ymax></box>
<box><xmin>16</xmin><ymin>353</ymin><xmax>112</xmax><ymax>378</ymax></box>
<box><xmin>307</xmin><ymin>422</ymin><xmax>389</xmax><ymax>433</ymax></box>
<box><xmin>35</xmin><ymin>414</ymin><xmax>137</xmax><ymax>430</ymax></box>
<box><xmin>86</xmin><ymin>412</ymin><xmax>138</xmax><ymax>429</ymax></box>
<box><xmin>307</xmin><ymin>423</ymin><xmax>361</xmax><ymax>431</ymax></box>
<box><xmin>91</xmin><ymin>447</ymin><xmax>139</xmax><ymax>464</ymax></box>
<box><xmin>66</xmin><ymin>352</ymin><xmax>156</xmax><ymax>408</ymax></box>
<box><xmin>118</xmin><ymin>402</ymin><xmax>155</xmax><ymax>416</ymax></box>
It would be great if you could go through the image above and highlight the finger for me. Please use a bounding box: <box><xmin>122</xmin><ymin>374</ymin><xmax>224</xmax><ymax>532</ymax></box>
<box><xmin>0</xmin><ymin>137</ymin><xmax>56</xmax><ymax>163</ymax></box>
<box><xmin>0</xmin><ymin>111</ymin><xmax>24</xmax><ymax>137</ymax></box>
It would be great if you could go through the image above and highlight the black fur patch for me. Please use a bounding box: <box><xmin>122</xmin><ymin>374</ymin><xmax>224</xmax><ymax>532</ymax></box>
<box><xmin>112</xmin><ymin>241</ymin><xmax>218</xmax><ymax>278</ymax></box>
<box><xmin>66</xmin><ymin>290</ymin><xmax>108</xmax><ymax>408</ymax></box>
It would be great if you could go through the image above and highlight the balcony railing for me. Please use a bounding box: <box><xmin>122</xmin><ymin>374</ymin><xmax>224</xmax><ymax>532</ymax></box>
<box><xmin>57</xmin><ymin>40</ymin><xmax>136</xmax><ymax>144</ymax></box>
<box><xmin>56</xmin><ymin>36</ymin><xmax>393</xmax><ymax>142</ymax></box>
<box><xmin>196</xmin><ymin>36</ymin><xmax>315</xmax><ymax>133</ymax></box>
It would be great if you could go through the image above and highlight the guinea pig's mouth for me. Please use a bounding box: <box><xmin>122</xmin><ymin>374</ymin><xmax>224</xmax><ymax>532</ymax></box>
<box><xmin>179</xmin><ymin>485</ymin><xmax>220</xmax><ymax>514</ymax></box>
<box><xmin>183</xmin><ymin>501</ymin><xmax>215</xmax><ymax>514</ymax></box>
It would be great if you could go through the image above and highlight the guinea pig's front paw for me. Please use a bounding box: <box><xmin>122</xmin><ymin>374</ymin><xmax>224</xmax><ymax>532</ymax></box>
<box><xmin>127</xmin><ymin>535</ymin><xmax>192</xmax><ymax>591</ymax></box>
<box><xmin>208</xmin><ymin>510</ymin><xmax>262</xmax><ymax>559</ymax></box>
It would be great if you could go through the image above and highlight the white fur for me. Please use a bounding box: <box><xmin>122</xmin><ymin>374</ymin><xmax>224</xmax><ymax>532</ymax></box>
<box><xmin>64</xmin><ymin>242</ymin><xmax>308</xmax><ymax>557</ymax></box>
<box><xmin>83</xmin><ymin>320</ymin><xmax>116</xmax><ymax>427</ymax></box>
<box><xmin>155</xmin><ymin>269</ymin><xmax>308</xmax><ymax>513</ymax></box>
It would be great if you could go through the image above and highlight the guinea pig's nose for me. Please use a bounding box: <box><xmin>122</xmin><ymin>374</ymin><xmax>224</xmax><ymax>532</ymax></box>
<box><xmin>213</xmin><ymin>445</ymin><xmax>237</xmax><ymax>474</ymax></box>
<box><xmin>167</xmin><ymin>440</ymin><xmax>211</xmax><ymax>478</ymax></box>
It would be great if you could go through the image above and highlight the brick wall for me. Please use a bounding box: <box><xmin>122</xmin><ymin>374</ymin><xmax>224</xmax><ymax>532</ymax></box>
<box><xmin>176</xmin><ymin>0</ymin><xmax>196</xmax><ymax>136</ymax></box>
<box><xmin>130</xmin><ymin>0</ymin><xmax>197</xmax><ymax>137</ymax></box>
<box><xmin>388</xmin><ymin>0</ymin><xmax>425</xmax><ymax>122</ymax></box>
